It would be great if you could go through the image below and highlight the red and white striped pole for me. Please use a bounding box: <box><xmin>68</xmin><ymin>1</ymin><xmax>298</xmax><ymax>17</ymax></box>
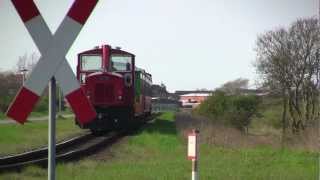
<box><xmin>188</xmin><ymin>129</ymin><xmax>199</xmax><ymax>180</ymax></box>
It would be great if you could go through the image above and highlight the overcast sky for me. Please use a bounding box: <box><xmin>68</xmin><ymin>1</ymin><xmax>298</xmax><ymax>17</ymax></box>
<box><xmin>0</xmin><ymin>0</ymin><xmax>318</xmax><ymax>92</ymax></box>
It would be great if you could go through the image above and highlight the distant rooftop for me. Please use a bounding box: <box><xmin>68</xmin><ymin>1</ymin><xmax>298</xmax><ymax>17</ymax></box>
<box><xmin>174</xmin><ymin>90</ymin><xmax>213</xmax><ymax>96</ymax></box>
<box><xmin>180</xmin><ymin>93</ymin><xmax>210</xmax><ymax>97</ymax></box>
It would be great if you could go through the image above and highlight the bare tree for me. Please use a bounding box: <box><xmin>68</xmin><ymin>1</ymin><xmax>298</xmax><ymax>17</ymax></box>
<box><xmin>0</xmin><ymin>71</ymin><xmax>20</xmax><ymax>113</ymax></box>
<box><xmin>27</xmin><ymin>52</ymin><xmax>39</xmax><ymax>71</ymax></box>
<box><xmin>16</xmin><ymin>53</ymin><xmax>28</xmax><ymax>72</ymax></box>
<box><xmin>218</xmin><ymin>78</ymin><xmax>249</xmax><ymax>94</ymax></box>
<box><xmin>16</xmin><ymin>52</ymin><xmax>39</xmax><ymax>84</ymax></box>
<box><xmin>0</xmin><ymin>53</ymin><xmax>40</xmax><ymax>113</ymax></box>
<box><xmin>255</xmin><ymin>17</ymin><xmax>320</xmax><ymax>134</ymax></box>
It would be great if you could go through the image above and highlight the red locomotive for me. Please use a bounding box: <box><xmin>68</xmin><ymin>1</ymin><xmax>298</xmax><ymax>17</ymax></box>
<box><xmin>75</xmin><ymin>45</ymin><xmax>152</xmax><ymax>133</ymax></box>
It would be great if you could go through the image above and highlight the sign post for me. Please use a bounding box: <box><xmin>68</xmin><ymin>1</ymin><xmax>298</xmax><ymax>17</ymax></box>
<box><xmin>7</xmin><ymin>0</ymin><xmax>98</xmax><ymax>125</ymax></box>
<box><xmin>7</xmin><ymin>1</ymin><xmax>99</xmax><ymax>180</ymax></box>
<box><xmin>188</xmin><ymin>129</ymin><xmax>199</xmax><ymax>180</ymax></box>
<box><xmin>48</xmin><ymin>78</ymin><xmax>56</xmax><ymax>180</ymax></box>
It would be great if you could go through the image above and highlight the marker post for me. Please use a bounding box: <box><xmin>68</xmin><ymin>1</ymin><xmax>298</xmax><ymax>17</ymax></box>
<box><xmin>188</xmin><ymin>129</ymin><xmax>199</xmax><ymax>180</ymax></box>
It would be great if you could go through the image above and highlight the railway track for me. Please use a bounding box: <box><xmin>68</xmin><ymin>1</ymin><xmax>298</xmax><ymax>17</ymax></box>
<box><xmin>0</xmin><ymin>131</ymin><xmax>125</xmax><ymax>172</ymax></box>
<box><xmin>0</xmin><ymin>113</ymin><xmax>159</xmax><ymax>172</ymax></box>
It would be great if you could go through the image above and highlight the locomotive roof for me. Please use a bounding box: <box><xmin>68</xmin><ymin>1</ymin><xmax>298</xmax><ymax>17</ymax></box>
<box><xmin>135</xmin><ymin>67</ymin><xmax>151</xmax><ymax>76</ymax></box>
<box><xmin>78</xmin><ymin>45</ymin><xmax>151</xmax><ymax>77</ymax></box>
<box><xmin>78</xmin><ymin>46</ymin><xmax>135</xmax><ymax>56</ymax></box>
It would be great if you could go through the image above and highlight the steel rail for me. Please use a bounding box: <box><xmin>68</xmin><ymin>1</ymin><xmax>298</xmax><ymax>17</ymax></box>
<box><xmin>0</xmin><ymin>131</ymin><xmax>124</xmax><ymax>172</ymax></box>
<box><xmin>0</xmin><ymin>132</ymin><xmax>95</xmax><ymax>171</ymax></box>
<box><xmin>0</xmin><ymin>113</ymin><xmax>158</xmax><ymax>172</ymax></box>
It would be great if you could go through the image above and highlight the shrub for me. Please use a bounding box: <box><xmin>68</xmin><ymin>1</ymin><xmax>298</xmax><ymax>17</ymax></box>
<box><xmin>194</xmin><ymin>91</ymin><xmax>260</xmax><ymax>132</ymax></box>
<box><xmin>228</xmin><ymin>95</ymin><xmax>260</xmax><ymax>132</ymax></box>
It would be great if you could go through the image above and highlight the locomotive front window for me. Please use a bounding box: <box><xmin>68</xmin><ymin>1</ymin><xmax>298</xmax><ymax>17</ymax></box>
<box><xmin>110</xmin><ymin>54</ymin><xmax>132</xmax><ymax>72</ymax></box>
<box><xmin>81</xmin><ymin>55</ymin><xmax>102</xmax><ymax>71</ymax></box>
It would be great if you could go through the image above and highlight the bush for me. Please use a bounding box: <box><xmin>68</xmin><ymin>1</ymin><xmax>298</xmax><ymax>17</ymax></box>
<box><xmin>194</xmin><ymin>91</ymin><xmax>230</xmax><ymax>119</ymax></box>
<box><xmin>228</xmin><ymin>95</ymin><xmax>260</xmax><ymax>131</ymax></box>
<box><xmin>33</xmin><ymin>95</ymin><xmax>49</xmax><ymax>113</ymax></box>
<box><xmin>194</xmin><ymin>91</ymin><xmax>260</xmax><ymax>132</ymax></box>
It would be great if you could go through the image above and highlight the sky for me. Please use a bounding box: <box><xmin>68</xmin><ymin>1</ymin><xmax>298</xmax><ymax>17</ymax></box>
<box><xmin>0</xmin><ymin>0</ymin><xmax>318</xmax><ymax>92</ymax></box>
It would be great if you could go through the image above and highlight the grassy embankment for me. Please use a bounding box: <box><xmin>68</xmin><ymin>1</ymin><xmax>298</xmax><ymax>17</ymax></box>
<box><xmin>0</xmin><ymin>117</ymin><xmax>83</xmax><ymax>156</ymax></box>
<box><xmin>1</xmin><ymin>112</ymin><xmax>317</xmax><ymax>180</ymax></box>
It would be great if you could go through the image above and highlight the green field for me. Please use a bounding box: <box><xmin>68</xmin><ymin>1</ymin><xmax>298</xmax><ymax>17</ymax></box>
<box><xmin>0</xmin><ymin>117</ymin><xmax>83</xmax><ymax>156</ymax></box>
<box><xmin>0</xmin><ymin>112</ymin><xmax>317</xmax><ymax>180</ymax></box>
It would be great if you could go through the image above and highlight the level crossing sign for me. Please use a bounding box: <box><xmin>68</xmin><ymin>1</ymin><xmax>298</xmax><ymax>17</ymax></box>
<box><xmin>6</xmin><ymin>0</ymin><xmax>98</xmax><ymax>125</ymax></box>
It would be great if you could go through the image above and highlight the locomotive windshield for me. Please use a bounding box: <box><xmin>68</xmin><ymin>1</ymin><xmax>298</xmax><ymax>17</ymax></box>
<box><xmin>110</xmin><ymin>54</ymin><xmax>132</xmax><ymax>72</ymax></box>
<box><xmin>81</xmin><ymin>55</ymin><xmax>102</xmax><ymax>71</ymax></box>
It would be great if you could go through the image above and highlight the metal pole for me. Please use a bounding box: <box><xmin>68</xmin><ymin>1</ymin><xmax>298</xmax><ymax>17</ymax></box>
<box><xmin>192</xmin><ymin>159</ymin><xmax>198</xmax><ymax>180</ymax></box>
<box><xmin>191</xmin><ymin>129</ymin><xmax>199</xmax><ymax>180</ymax></box>
<box><xmin>48</xmin><ymin>77</ymin><xmax>56</xmax><ymax>180</ymax></box>
<box><xmin>22</xmin><ymin>73</ymin><xmax>25</xmax><ymax>85</ymax></box>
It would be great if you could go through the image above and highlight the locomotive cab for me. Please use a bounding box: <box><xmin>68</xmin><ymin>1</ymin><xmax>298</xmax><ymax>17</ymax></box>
<box><xmin>75</xmin><ymin>44</ymin><xmax>152</xmax><ymax>134</ymax></box>
<box><xmin>76</xmin><ymin>45</ymin><xmax>136</xmax><ymax>132</ymax></box>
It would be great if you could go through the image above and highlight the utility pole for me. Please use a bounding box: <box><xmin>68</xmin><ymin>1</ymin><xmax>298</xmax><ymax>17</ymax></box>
<box><xmin>19</xmin><ymin>68</ymin><xmax>28</xmax><ymax>85</ymax></box>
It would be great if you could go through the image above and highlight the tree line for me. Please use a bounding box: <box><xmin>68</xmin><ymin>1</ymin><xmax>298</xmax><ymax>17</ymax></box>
<box><xmin>255</xmin><ymin>17</ymin><xmax>320</xmax><ymax>134</ymax></box>
<box><xmin>0</xmin><ymin>53</ymin><xmax>52</xmax><ymax>114</ymax></box>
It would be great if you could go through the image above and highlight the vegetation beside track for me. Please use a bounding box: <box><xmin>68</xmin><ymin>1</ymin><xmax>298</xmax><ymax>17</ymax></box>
<box><xmin>0</xmin><ymin>112</ymin><xmax>5</xmax><ymax>120</ymax></box>
<box><xmin>0</xmin><ymin>117</ymin><xmax>83</xmax><ymax>156</ymax></box>
<box><xmin>0</xmin><ymin>112</ymin><xmax>317</xmax><ymax>180</ymax></box>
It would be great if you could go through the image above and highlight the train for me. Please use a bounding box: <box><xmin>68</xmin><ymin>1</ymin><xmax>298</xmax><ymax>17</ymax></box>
<box><xmin>75</xmin><ymin>45</ymin><xmax>152</xmax><ymax>134</ymax></box>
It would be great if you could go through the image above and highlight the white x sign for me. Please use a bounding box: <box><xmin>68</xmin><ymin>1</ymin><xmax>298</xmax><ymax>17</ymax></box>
<box><xmin>7</xmin><ymin>0</ymin><xmax>98</xmax><ymax>124</ymax></box>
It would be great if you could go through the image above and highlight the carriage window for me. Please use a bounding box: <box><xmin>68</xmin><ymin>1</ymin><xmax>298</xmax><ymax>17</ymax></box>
<box><xmin>110</xmin><ymin>54</ymin><xmax>132</xmax><ymax>72</ymax></box>
<box><xmin>81</xmin><ymin>55</ymin><xmax>102</xmax><ymax>71</ymax></box>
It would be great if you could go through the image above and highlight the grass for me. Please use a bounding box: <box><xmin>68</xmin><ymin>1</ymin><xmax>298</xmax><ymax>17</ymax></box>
<box><xmin>29</xmin><ymin>110</ymin><xmax>73</xmax><ymax>118</ymax></box>
<box><xmin>0</xmin><ymin>112</ymin><xmax>318</xmax><ymax>179</ymax></box>
<box><xmin>29</xmin><ymin>111</ymin><xmax>48</xmax><ymax>117</ymax></box>
<box><xmin>0</xmin><ymin>112</ymin><xmax>5</xmax><ymax>119</ymax></box>
<box><xmin>1</xmin><ymin>107</ymin><xmax>73</xmax><ymax>120</ymax></box>
<box><xmin>199</xmin><ymin>146</ymin><xmax>318</xmax><ymax>179</ymax></box>
<box><xmin>0</xmin><ymin>117</ymin><xmax>83</xmax><ymax>156</ymax></box>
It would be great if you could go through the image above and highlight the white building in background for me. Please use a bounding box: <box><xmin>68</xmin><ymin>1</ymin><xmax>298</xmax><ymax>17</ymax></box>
<box><xmin>179</xmin><ymin>93</ymin><xmax>210</xmax><ymax>108</ymax></box>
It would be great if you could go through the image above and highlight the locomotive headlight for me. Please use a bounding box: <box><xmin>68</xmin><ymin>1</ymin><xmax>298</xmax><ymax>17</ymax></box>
<box><xmin>118</xmin><ymin>95</ymin><xmax>123</xmax><ymax>100</ymax></box>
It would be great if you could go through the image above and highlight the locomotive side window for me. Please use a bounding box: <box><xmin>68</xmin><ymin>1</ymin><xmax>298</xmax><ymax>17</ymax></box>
<box><xmin>110</xmin><ymin>54</ymin><xmax>132</xmax><ymax>72</ymax></box>
<box><xmin>81</xmin><ymin>55</ymin><xmax>102</xmax><ymax>71</ymax></box>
